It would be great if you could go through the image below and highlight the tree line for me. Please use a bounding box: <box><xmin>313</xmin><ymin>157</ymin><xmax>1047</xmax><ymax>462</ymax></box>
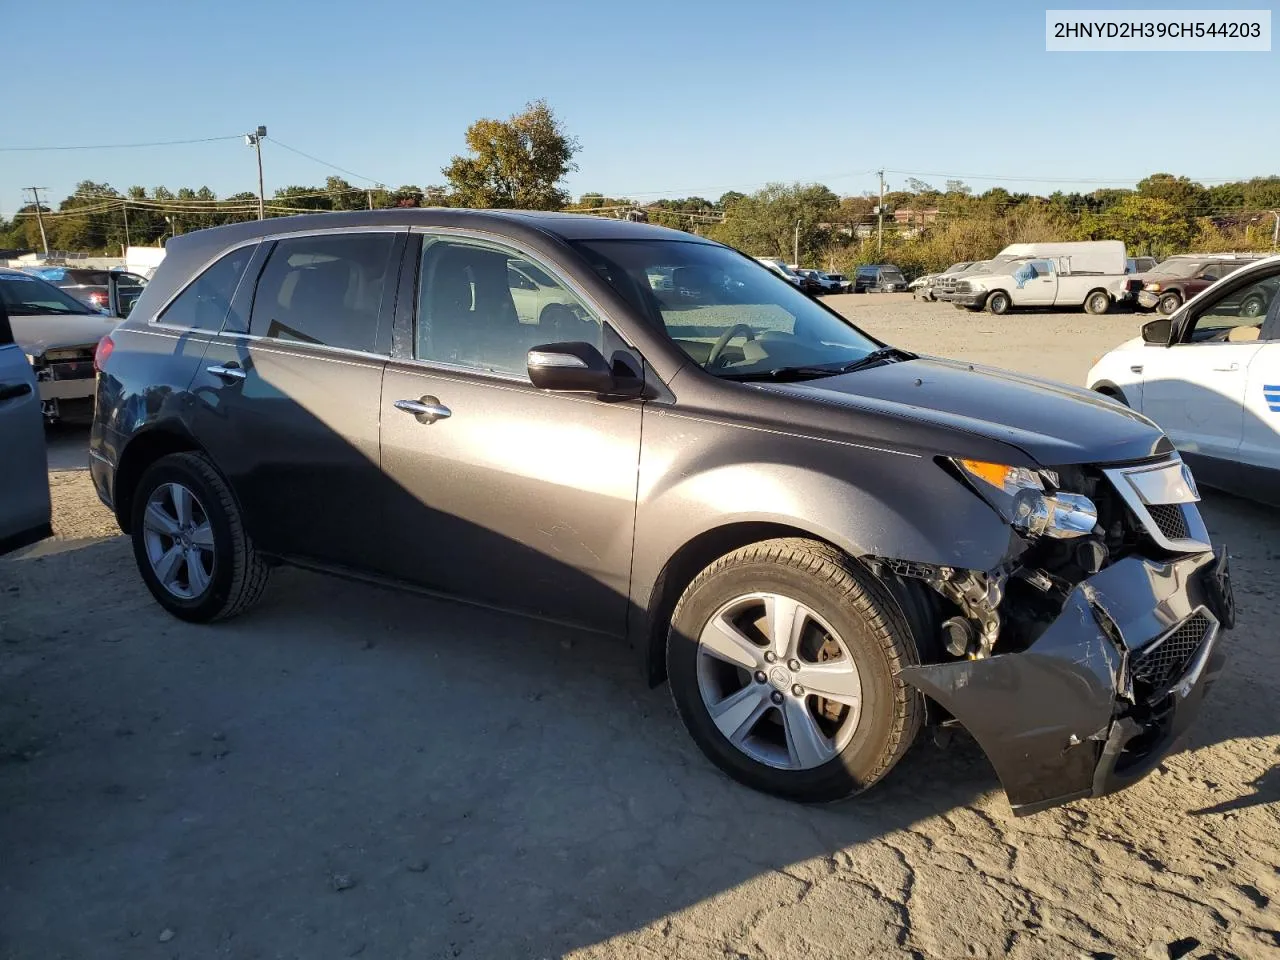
<box><xmin>4</xmin><ymin>99</ymin><xmax>1278</xmax><ymax>278</ymax></box>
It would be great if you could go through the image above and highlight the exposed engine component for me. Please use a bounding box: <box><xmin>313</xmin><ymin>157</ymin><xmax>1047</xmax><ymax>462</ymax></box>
<box><xmin>941</xmin><ymin>616</ymin><xmax>974</xmax><ymax>657</ymax></box>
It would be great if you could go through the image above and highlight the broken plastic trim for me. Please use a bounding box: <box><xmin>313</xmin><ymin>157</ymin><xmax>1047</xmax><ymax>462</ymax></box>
<box><xmin>899</xmin><ymin>550</ymin><xmax>1224</xmax><ymax>815</ymax></box>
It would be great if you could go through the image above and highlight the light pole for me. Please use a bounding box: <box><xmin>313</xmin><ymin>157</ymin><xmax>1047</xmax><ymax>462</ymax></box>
<box><xmin>1270</xmin><ymin>210</ymin><xmax>1280</xmax><ymax>252</ymax></box>
<box><xmin>245</xmin><ymin>125</ymin><xmax>267</xmax><ymax>220</ymax></box>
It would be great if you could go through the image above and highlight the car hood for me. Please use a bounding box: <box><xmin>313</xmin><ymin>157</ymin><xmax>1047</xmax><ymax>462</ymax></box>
<box><xmin>766</xmin><ymin>356</ymin><xmax>1172</xmax><ymax>466</ymax></box>
<box><xmin>10</xmin><ymin>312</ymin><xmax>121</xmax><ymax>355</ymax></box>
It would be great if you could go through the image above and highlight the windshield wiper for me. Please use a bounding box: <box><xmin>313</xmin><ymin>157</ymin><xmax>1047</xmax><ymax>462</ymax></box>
<box><xmin>717</xmin><ymin>365</ymin><xmax>848</xmax><ymax>382</ymax></box>
<box><xmin>839</xmin><ymin>346</ymin><xmax>916</xmax><ymax>374</ymax></box>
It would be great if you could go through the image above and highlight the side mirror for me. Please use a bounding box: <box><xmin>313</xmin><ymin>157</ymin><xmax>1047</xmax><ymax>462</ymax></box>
<box><xmin>527</xmin><ymin>342</ymin><xmax>643</xmax><ymax>396</ymax></box>
<box><xmin>1142</xmin><ymin>317</ymin><xmax>1173</xmax><ymax>345</ymax></box>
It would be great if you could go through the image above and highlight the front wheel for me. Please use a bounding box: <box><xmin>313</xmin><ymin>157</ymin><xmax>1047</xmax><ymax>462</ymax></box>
<box><xmin>1158</xmin><ymin>292</ymin><xmax>1182</xmax><ymax>316</ymax></box>
<box><xmin>666</xmin><ymin>539</ymin><xmax>921</xmax><ymax>802</ymax></box>
<box><xmin>1240</xmin><ymin>295</ymin><xmax>1266</xmax><ymax>319</ymax></box>
<box><xmin>986</xmin><ymin>291</ymin><xmax>1011</xmax><ymax>315</ymax></box>
<box><xmin>1084</xmin><ymin>290</ymin><xmax>1111</xmax><ymax>315</ymax></box>
<box><xmin>130</xmin><ymin>452</ymin><xmax>270</xmax><ymax>623</ymax></box>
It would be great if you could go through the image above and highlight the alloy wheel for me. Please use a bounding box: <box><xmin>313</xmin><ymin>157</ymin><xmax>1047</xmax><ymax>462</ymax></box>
<box><xmin>142</xmin><ymin>482</ymin><xmax>215</xmax><ymax>599</ymax></box>
<box><xmin>696</xmin><ymin>592</ymin><xmax>863</xmax><ymax>770</ymax></box>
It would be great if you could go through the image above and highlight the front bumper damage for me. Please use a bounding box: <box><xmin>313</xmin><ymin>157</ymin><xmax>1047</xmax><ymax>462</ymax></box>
<box><xmin>900</xmin><ymin>548</ymin><xmax>1233</xmax><ymax>816</ymax></box>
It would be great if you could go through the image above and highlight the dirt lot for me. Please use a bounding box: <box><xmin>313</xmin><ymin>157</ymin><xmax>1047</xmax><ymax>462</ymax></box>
<box><xmin>2</xmin><ymin>296</ymin><xmax>1278</xmax><ymax>960</ymax></box>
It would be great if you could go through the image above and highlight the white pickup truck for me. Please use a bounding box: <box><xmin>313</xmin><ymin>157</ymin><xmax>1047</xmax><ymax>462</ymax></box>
<box><xmin>948</xmin><ymin>241</ymin><xmax>1132</xmax><ymax>315</ymax></box>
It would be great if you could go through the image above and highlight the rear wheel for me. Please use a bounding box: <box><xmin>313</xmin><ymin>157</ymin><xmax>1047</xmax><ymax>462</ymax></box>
<box><xmin>987</xmin><ymin>291</ymin><xmax>1011</xmax><ymax>315</ymax></box>
<box><xmin>1240</xmin><ymin>294</ymin><xmax>1266</xmax><ymax>319</ymax></box>
<box><xmin>1084</xmin><ymin>290</ymin><xmax>1111</xmax><ymax>315</ymax></box>
<box><xmin>130</xmin><ymin>452</ymin><xmax>269</xmax><ymax>623</ymax></box>
<box><xmin>1158</xmin><ymin>292</ymin><xmax>1182</xmax><ymax>316</ymax></box>
<box><xmin>666</xmin><ymin>538</ymin><xmax>921</xmax><ymax>803</ymax></box>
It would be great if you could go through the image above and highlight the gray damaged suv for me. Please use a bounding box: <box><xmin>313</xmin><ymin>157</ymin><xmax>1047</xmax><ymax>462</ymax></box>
<box><xmin>90</xmin><ymin>210</ymin><xmax>1235</xmax><ymax>815</ymax></box>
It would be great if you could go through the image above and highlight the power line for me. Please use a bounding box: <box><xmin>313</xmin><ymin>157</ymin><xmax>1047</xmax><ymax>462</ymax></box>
<box><xmin>267</xmin><ymin>139</ymin><xmax>383</xmax><ymax>185</ymax></box>
<box><xmin>0</xmin><ymin>134</ymin><xmax>243</xmax><ymax>153</ymax></box>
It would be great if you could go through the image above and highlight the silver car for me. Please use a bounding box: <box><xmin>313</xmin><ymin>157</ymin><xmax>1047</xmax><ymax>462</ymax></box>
<box><xmin>0</xmin><ymin>269</ymin><xmax>121</xmax><ymax>421</ymax></box>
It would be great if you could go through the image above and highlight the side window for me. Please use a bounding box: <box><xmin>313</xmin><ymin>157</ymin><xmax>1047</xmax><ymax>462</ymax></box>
<box><xmin>158</xmin><ymin>246</ymin><xmax>254</xmax><ymax>330</ymax></box>
<box><xmin>1184</xmin><ymin>268</ymin><xmax>1280</xmax><ymax>343</ymax></box>
<box><xmin>416</xmin><ymin>238</ymin><xmax>601</xmax><ymax>377</ymax></box>
<box><xmin>249</xmin><ymin>233</ymin><xmax>395</xmax><ymax>353</ymax></box>
<box><xmin>0</xmin><ymin>306</ymin><xmax>12</xmax><ymax>347</ymax></box>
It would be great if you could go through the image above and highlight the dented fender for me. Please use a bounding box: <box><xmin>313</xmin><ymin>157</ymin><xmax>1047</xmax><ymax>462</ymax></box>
<box><xmin>901</xmin><ymin>550</ymin><xmax>1227</xmax><ymax>815</ymax></box>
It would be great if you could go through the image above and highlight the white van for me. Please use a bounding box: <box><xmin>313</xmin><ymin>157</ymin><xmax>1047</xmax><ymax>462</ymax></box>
<box><xmin>951</xmin><ymin>241</ymin><xmax>1131</xmax><ymax>315</ymax></box>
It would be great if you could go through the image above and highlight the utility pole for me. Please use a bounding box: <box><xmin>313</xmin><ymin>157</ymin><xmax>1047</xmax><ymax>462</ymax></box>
<box><xmin>122</xmin><ymin>202</ymin><xmax>131</xmax><ymax>250</ymax></box>
<box><xmin>24</xmin><ymin>187</ymin><xmax>50</xmax><ymax>255</ymax></box>
<box><xmin>1270</xmin><ymin>210</ymin><xmax>1280</xmax><ymax>252</ymax></box>
<box><xmin>876</xmin><ymin>169</ymin><xmax>886</xmax><ymax>256</ymax></box>
<box><xmin>793</xmin><ymin>218</ymin><xmax>801</xmax><ymax>267</ymax></box>
<box><xmin>245</xmin><ymin>125</ymin><xmax>267</xmax><ymax>220</ymax></box>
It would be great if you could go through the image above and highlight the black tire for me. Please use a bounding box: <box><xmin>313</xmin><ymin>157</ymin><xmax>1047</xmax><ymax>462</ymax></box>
<box><xmin>1084</xmin><ymin>290</ymin><xmax>1111</xmax><ymax>315</ymax></box>
<box><xmin>666</xmin><ymin>538</ymin><xmax>922</xmax><ymax>803</ymax></box>
<box><xmin>1158</xmin><ymin>292</ymin><xmax>1182</xmax><ymax>316</ymax></box>
<box><xmin>987</xmin><ymin>291</ymin><xmax>1011</xmax><ymax>315</ymax></box>
<box><xmin>1240</xmin><ymin>295</ymin><xmax>1266</xmax><ymax>319</ymax></box>
<box><xmin>130</xmin><ymin>451</ymin><xmax>269</xmax><ymax>623</ymax></box>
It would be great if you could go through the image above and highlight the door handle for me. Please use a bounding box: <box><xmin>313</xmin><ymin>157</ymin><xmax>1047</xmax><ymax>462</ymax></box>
<box><xmin>0</xmin><ymin>381</ymin><xmax>33</xmax><ymax>403</ymax></box>
<box><xmin>1130</xmin><ymin>365</ymin><xmax>1144</xmax><ymax>374</ymax></box>
<box><xmin>207</xmin><ymin>363</ymin><xmax>247</xmax><ymax>381</ymax></box>
<box><xmin>394</xmin><ymin>397</ymin><xmax>452</xmax><ymax>424</ymax></box>
<box><xmin>1212</xmin><ymin>362</ymin><xmax>1239</xmax><ymax>372</ymax></box>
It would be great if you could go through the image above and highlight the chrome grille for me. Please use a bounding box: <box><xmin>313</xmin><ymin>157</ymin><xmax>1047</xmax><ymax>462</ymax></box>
<box><xmin>1146</xmin><ymin>503</ymin><xmax>1189</xmax><ymax>541</ymax></box>
<box><xmin>1131</xmin><ymin>613</ymin><xmax>1212</xmax><ymax>695</ymax></box>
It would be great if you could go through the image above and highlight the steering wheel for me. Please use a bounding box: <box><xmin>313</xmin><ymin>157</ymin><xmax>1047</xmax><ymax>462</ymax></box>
<box><xmin>707</xmin><ymin>323</ymin><xmax>756</xmax><ymax>369</ymax></box>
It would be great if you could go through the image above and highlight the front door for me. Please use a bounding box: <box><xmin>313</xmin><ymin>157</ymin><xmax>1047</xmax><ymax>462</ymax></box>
<box><xmin>191</xmin><ymin>229</ymin><xmax>404</xmax><ymax>569</ymax></box>
<box><xmin>1016</xmin><ymin>259</ymin><xmax>1057</xmax><ymax>306</ymax></box>
<box><xmin>1138</xmin><ymin>265</ymin><xmax>1280</xmax><ymax>470</ymax></box>
<box><xmin>0</xmin><ymin>307</ymin><xmax>50</xmax><ymax>554</ymax></box>
<box><xmin>377</xmin><ymin>233</ymin><xmax>643</xmax><ymax>634</ymax></box>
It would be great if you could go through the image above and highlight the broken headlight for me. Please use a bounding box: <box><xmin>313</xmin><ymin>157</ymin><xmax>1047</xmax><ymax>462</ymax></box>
<box><xmin>954</xmin><ymin>459</ymin><xmax>1098</xmax><ymax>540</ymax></box>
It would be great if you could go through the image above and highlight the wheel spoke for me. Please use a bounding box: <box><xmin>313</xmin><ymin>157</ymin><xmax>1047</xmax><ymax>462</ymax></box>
<box><xmin>764</xmin><ymin>593</ymin><xmax>806</xmax><ymax>660</ymax></box>
<box><xmin>153</xmin><ymin>543</ymin><xmax>184</xmax><ymax>586</ymax></box>
<box><xmin>143</xmin><ymin>501</ymin><xmax>180</xmax><ymax>537</ymax></box>
<box><xmin>709</xmin><ymin>684</ymin><xmax>771</xmax><ymax>744</ymax></box>
<box><xmin>782</xmin><ymin>698</ymin><xmax>835</xmax><ymax>768</ymax></box>
<box><xmin>700</xmin><ymin>614</ymin><xmax>763</xmax><ymax>670</ymax></box>
<box><xmin>171</xmin><ymin>484</ymin><xmax>194</xmax><ymax>528</ymax></box>
<box><xmin>190</xmin><ymin>522</ymin><xmax>214</xmax><ymax>550</ymax></box>
<box><xmin>796</xmin><ymin>659</ymin><xmax>862</xmax><ymax>706</ymax></box>
<box><xmin>185</xmin><ymin>548</ymin><xmax>210</xmax><ymax>595</ymax></box>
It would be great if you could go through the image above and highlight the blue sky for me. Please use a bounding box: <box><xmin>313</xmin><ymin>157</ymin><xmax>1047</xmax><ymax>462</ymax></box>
<box><xmin>2</xmin><ymin>0</ymin><xmax>1276</xmax><ymax>216</ymax></box>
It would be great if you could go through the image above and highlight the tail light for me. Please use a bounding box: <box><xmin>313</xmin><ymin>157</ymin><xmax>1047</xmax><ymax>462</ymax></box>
<box><xmin>94</xmin><ymin>334</ymin><xmax>115</xmax><ymax>373</ymax></box>
<box><xmin>87</xmin><ymin>291</ymin><xmax>108</xmax><ymax>307</ymax></box>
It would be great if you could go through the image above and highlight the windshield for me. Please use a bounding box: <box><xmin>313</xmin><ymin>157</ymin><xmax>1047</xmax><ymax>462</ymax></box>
<box><xmin>572</xmin><ymin>240</ymin><xmax>881</xmax><ymax>377</ymax></box>
<box><xmin>0</xmin><ymin>272</ymin><xmax>97</xmax><ymax>316</ymax></box>
<box><xmin>1148</xmin><ymin>259</ymin><xmax>1208</xmax><ymax>279</ymax></box>
<box><xmin>881</xmin><ymin>267</ymin><xmax>906</xmax><ymax>281</ymax></box>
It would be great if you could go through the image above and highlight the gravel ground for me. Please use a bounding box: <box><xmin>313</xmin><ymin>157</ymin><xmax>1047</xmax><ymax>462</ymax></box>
<box><xmin>1</xmin><ymin>296</ymin><xmax>1277</xmax><ymax>960</ymax></box>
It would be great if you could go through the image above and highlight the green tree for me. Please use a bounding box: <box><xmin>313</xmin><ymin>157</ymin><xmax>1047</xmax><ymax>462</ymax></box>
<box><xmin>443</xmin><ymin>99</ymin><xmax>579</xmax><ymax>209</ymax></box>
<box><xmin>1078</xmin><ymin>195</ymin><xmax>1192</xmax><ymax>256</ymax></box>
<box><xmin>708</xmin><ymin>182</ymin><xmax>838</xmax><ymax>264</ymax></box>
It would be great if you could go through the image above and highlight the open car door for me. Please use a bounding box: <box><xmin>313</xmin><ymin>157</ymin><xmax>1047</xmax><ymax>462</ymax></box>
<box><xmin>0</xmin><ymin>304</ymin><xmax>51</xmax><ymax>555</ymax></box>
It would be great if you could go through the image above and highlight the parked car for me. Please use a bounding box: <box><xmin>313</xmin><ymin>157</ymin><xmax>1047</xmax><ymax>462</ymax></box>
<box><xmin>797</xmin><ymin>269</ymin><xmax>844</xmax><ymax>295</ymax></box>
<box><xmin>821</xmin><ymin>272</ymin><xmax>851</xmax><ymax>293</ymax></box>
<box><xmin>30</xmin><ymin>266</ymin><xmax>149</xmax><ymax>318</ymax></box>
<box><xmin>0</xmin><ymin>298</ymin><xmax>52</xmax><ymax>555</ymax></box>
<box><xmin>913</xmin><ymin>262</ymin><xmax>975</xmax><ymax>300</ymax></box>
<box><xmin>853</xmin><ymin>264</ymin><xmax>909</xmax><ymax>293</ymax></box>
<box><xmin>754</xmin><ymin>257</ymin><xmax>804</xmax><ymax>289</ymax></box>
<box><xmin>1088</xmin><ymin>254</ymin><xmax>1280</xmax><ymax>503</ymax></box>
<box><xmin>91</xmin><ymin>209</ymin><xmax>1233</xmax><ymax>815</ymax></box>
<box><xmin>0</xmin><ymin>269</ymin><xmax>122</xmax><ymax>421</ymax></box>
<box><xmin>1135</xmin><ymin>255</ymin><xmax>1262</xmax><ymax>316</ymax></box>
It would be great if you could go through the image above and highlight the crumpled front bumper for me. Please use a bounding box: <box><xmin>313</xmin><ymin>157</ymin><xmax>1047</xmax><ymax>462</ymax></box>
<box><xmin>901</xmin><ymin>549</ymin><xmax>1232</xmax><ymax>816</ymax></box>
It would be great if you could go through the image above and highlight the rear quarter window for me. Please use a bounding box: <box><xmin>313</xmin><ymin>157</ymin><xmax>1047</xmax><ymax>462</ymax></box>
<box><xmin>158</xmin><ymin>246</ymin><xmax>256</xmax><ymax>331</ymax></box>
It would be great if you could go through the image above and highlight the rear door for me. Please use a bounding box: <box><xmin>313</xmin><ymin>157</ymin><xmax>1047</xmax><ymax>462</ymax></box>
<box><xmin>0</xmin><ymin>305</ymin><xmax>51</xmax><ymax>554</ymax></box>
<box><xmin>192</xmin><ymin>229</ymin><xmax>405</xmax><ymax>569</ymax></box>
